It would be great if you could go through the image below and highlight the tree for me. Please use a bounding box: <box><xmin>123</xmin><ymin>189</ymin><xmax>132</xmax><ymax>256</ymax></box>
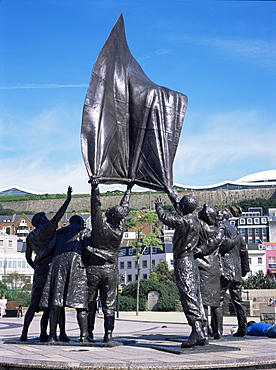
<box><xmin>125</xmin><ymin>210</ymin><xmax>162</xmax><ymax>315</ymax></box>
<box><xmin>0</xmin><ymin>203</ymin><xmax>14</xmax><ymax>215</ymax></box>
<box><xmin>149</xmin><ymin>260</ymin><xmax>174</xmax><ymax>283</ymax></box>
<box><xmin>242</xmin><ymin>271</ymin><xmax>276</xmax><ymax>289</ymax></box>
<box><xmin>235</xmin><ymin>198</ymin><xmax>276</xmax><ymax>215</ymax></box>
<box><xmin>120</xmin><ymin>279</ymin><xmax>179</xmax><ymax>311</ymax></box>
<box><xmin>3</xmin><ymin>272</ymin><xmax>31</xmax><ymax>290</ymax></box>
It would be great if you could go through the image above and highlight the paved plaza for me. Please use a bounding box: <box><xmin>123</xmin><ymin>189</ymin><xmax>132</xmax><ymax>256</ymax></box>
<box><xmin>0</xmin><ymin>311</ymin><xmax>276</xmax><ymax>370</ymax></box>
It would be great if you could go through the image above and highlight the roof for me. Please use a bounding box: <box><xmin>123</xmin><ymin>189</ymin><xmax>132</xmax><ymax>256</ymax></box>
<box><xmin>237</xmin><ymin>169</ymin><xmax>276</xmax><ymax>183</ymax></box>
<box><xmin>175</xmin><ymin>170</ymin><xmax>276</xmax><ymax>191</ymax></box>
<box><xmin>0</xmin><ymin>185</ymin><xmax>43</xmax><ymax>195</ymax></box>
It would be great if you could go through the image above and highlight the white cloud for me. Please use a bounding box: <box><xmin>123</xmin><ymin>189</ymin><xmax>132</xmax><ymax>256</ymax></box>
<box><xmin>176</xmin><ymin>34</ymin><xmax>276</xmax><ymax>72</ymax></box>
<box><xmin>174</xmin><ymin>109</ymin><xmax>276</xmax><ymax>184</ymax></box>
<box><xmin>138</xmin><ymin>48</ymin><xmax>172</xmax><ymax>61</ymax></box>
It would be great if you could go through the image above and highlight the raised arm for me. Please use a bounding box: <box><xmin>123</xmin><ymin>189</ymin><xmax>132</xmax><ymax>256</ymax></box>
<box><xmin>154</xmin><ymin>196</ymin><xmax>183</xmax><ymax>228</ymax></box>
<box><xmin>52</xmin><ymin>186</ymin><xmax>72</xmax><ymax>223</ymax></box>
<box><xmin>164</xmin><ymin>185</ymin><xmax>181</xmax><ymax>214</ymax></box>
<box><xmin>120</xmin><ymin>182</ymin><xmax>134</xmax><ymax>211</ymax></box>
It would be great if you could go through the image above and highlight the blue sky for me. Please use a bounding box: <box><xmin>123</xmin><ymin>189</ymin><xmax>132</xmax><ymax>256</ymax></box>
<box><xmin>1</xmin><ymin>0</ymin><xmax>275</xmax><ymax>194</ymax></box>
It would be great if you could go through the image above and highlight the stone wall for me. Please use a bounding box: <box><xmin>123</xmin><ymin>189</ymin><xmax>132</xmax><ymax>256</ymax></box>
<box><xmin>0</xmin><ymin>188</ymin><xmax>275</xmax><ymax>214</ymax></box>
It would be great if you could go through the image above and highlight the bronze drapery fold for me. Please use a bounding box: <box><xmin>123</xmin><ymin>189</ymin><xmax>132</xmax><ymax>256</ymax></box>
<box><xmin>81</xmin><ymin>14</ymin><xmax>187</xmax><ymax>191</ymax></box>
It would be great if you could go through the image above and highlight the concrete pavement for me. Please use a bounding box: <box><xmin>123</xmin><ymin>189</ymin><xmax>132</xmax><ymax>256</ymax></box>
<box><xmin>0</xmin><ymin>310</ymin><xmax>276</xmax><ymax>369</ymax></box>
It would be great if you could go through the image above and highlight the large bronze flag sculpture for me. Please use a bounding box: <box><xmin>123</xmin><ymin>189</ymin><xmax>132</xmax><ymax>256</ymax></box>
<box><xmin>81</xmin><ymin>14</ymin><xmax>187</xmax><ymax>191</ymax></box>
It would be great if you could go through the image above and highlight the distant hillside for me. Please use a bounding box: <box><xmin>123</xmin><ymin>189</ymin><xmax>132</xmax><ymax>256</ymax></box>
<box><xmin>0</xmin><ymin>188</ymin><xmax>275</xmax><ymax>214</ymax></box>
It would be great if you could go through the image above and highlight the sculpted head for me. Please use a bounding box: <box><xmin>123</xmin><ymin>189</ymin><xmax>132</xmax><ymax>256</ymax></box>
<box><xmin>217</xmin><ymin>209</ymin><xmax>230</xmax><ymax>222</ymax></box>
<box><xmin>69</xmin><ymin>215</ymin><xmax>84</xmax><ymax>227</ymax></box>
<box><xmin>179</xmin><ymin>195</ymin><xmax>198</xmax><ymax>215</ymax></box>
<box><xmin>199</xmin><ymin>204</ymin><xmax>217</xmax><ymax>225</ymax></box>
<box><xmin>105</xmin><ymin>205</ymin><xmax>126</xmax><ymax>225</ymax></box>
<box><xmin>32</xmin><ymin>212</ymin><xmax>48</xmax><ymax>227</ymax></box>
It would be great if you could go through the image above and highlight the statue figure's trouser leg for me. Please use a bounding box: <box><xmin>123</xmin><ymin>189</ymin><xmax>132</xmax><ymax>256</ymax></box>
<box><xmin>21</xmin><ymin>268</ymin><xmax>48</xmax><ymax>341</ymax></box>
<box><xmin>174</xmin><ymin>257</ymin><xmax>207</xmax><ymax>342</ymax></box>
<box><xmin>87</xmin><ymin>266</ymin><xmax>101</xmax><ymax>337</ymax></box>
<box><xmin>50</xmin><ymin>306</ymin><xmax>61</xmax><ymax>340</ymax></box>
<box><xmin>76</xmin><ymin>308</ymin><xmax>88</xmax><ymax>341</ymax></box>
<box><xmin>229</xmin><ymin>281</ymin><xmax>247</xmax><ymax>335</ymax></box>
<box><xmin>87</xmin><ymin>264</ymin><xmax>117</xmax><ymax>341</ymax></box>
<box><xmin>40</xmin><ymin>309</ymin><xmax>50</xmax><ymax>340</ymax></box>
<box><xmin>210</xmin><ymin>306</ymin><xmax>223</xmax><ymax>338</ymax></box>
<box><xmin>20</xmin><ymin>308</ymin><xmax>36</xmax><ymax>341</ymax></box>
<box><xmin>220</xmin><ymin>277</ymin><xmax>247</xmax><ymax>335</ymax></box>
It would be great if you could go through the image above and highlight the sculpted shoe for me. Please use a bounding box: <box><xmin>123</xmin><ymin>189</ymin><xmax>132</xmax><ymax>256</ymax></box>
<box><xmin>20</xmin><ymin>333</ymin><xmax>27</xmax><ymax>342</ymax></box>
<box><xmin>39</xmin><ymin>334</ymin><xmax>49</xmax><ymax>342</ymax></box>
<box><xmin>59</xmin><ymin>334</ymin><xmax>70</xmax><ymax>342</ymax></box>
<box><xmin>233</xmin><ymin>330</ymin><xmax>246</xmax><ymax>337</ymax></box>
<box><xmin>181</xmin><ymin>337</ymin><xmax>208</xmax><ymax>348</ymax></box>
<box><xmin>103</xmin><ymin>331</ymin><xmax>113</xmax><ymax>343</ymax></box>
<box><xmin>49</xmin><ymin>337</ymin><xmax>58</xmax><ymax>343</ymax></box>
<box><xmin>80</xmin><ymin>334</ymin><xmax>94</xmax><ymax>343</ymax></box>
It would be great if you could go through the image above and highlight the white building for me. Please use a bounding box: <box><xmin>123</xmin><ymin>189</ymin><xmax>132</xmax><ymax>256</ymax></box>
<box><xmin>0</xmin><ymin>232</ymin><xmax>33</xmax><ymax>287</ymax></box>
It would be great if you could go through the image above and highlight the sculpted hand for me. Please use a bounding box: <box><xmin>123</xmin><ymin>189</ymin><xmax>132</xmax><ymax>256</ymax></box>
<box><xmin>89</xmin><ymin>176</ymin><xmax>100</xmax><ymax>190</ymax></box>
<box><xmin>154</xmin><ymin>196</ymin><xmax>163</xmax><ymax>208</ymax></box>
<box><xmin>127</xmin><ymin>181</ymin><xmax>135</xmax><ymax>191</ymax></box>
<box><xmin>67</xmin><ymin>186</ymin><xmax>73</xmax><ymax>199</ymax></box>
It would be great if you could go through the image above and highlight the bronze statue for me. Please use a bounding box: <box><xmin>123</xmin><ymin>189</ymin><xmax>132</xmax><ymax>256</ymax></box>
<box><xmin>83</xmin><ymin>177</ymin><xmax>133</xmax><ymax>343</ymax></box>
<box><xmin>218</xmin><ymin>210</ymin><xmax>250</xmax><ymax>337</ymax></box>
<box><xmin>20</xmin><ymin>186</ymin><xmax>72</xmax><ymax>342</ymax></box>
<box><xmin>155</xmin><ymin>193</ymin><xmax>208</xmax><ymax>348</ymax></box>
<box><xmin>37</xmin><ymin>215</ymin><xmax>91</xmax><ymax>343</ymax></box>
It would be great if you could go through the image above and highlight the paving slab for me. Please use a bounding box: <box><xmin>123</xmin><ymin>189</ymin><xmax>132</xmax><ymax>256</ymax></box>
<box><xmin>0</xmin><ymin>311</ymin><xmax>276</xmax><ymax>369</ymax></box>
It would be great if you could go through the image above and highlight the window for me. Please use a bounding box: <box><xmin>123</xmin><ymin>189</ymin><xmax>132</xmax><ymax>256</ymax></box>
<box><xmin>120</xmin><ymin>261</ymin><xmax>124</xmax><ymax>269</ymax></box>
<box><xmin>8</xmin><ymin>240</ymin><xmax>13</xmax><ymax>248</ymax></box>
<box><xmin>240</xmin><ymin>228</ymin><xmax>245</xmax><ymax>236</ymax></box>
<box><xmin>254</xmin><ymin>218</ymin><xmax>260</xmax><ymax>224</ymax></box>
<box><xmin>127</xmin><ymin>261</ymin><xmax>132</xmax><ymax>269</ymax></box>
<box><xmin>0</xmin><ymin>240</ymin><xmax>3</xmax><ymax>247</ymax></box>
<box><xmin>230</xmin><ymin>220</ymin><xmax>235</xmax><ymax>226</ymax></box>
<box><xmin>240</xmin><ymin>218</ymin><xmax>245</xmax><ymax>225</ymax></box>
<box><xmin>247</xmin><ymin>218</ymin><xmax>252</xmax><ymax>224</ymax></box>
<box><xmin>268</xmin><ymin>257</ymin><xmax>275</xmax><ymax>263</ymax></box>
<box><xmin>124</xmin><ymin>232</ymin><xmax>129</xmax><ymax>238</ymax></box>
<box><xmin>152</xmin><ymin>247</ymin><xmax>157</xmax><ymax>254</ymax></box>
<box><xmin>143</xmin><ymin>247</ymin><xmax>149</xmax><ymax>255</ymax></box>
<box><xmin>143</xmin><ymin>274</ymin><xmax>148</xmax><ymax>280</ymax></box>
<box><xmin>261</xmin><ymin>218</ymin><xmax>267</xmax><ymax>224</ymax></box>
<box><xmin>120</xmin><ymin>248</ymin><xmax>126</xmax><ymax>256</ymax></box>
<box><xmin>142</xmin><ymin>260</ymin><xmax>147</xmax><ymax>268</ymax></box>
<box><xmin>262</xmin><ymin>229</ymin><xmax>268</xmax><ymax>242</ymax></box>
<box><xmin>258</xmin><ymin>257</ymin><xmax>262</xmax><ymax>264</ymax></box>
<box><xmin>127</xmin><ymin>275</ymin><xmax>132</xmax><ymax>282</ymax></box>
<box><xmin>170</xmin><ymin>259</ymin><xmax>174</xmax><ymax>266</ymax></box>
<box><xmin>248</xmin><ymin>228</ymin><xmax>252</xmax><ymax>236</ymax></box>
<box><xmin>152</xmin><ymin>259</ymin><xmax>156</xmax><ymax>266</ymax></box>
<box><xmin>128</xmin><ymin>248</ymin><xmax>133</xmax><ymax>256</ymax></box>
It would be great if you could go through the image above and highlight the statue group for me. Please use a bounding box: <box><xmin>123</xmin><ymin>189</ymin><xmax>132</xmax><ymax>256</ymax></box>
<box><xmin>21</xmin><ymin>181</ymin><xmax>133</xmax><ymax>343</ymax></box>
<box><xmin>20</xmin><ymin>183</ymin><xmax>249</xmax><ymax>348</ymax></box>
<box><xmin>20</xmin><ymin>15</ymin><xmax>250</xmax><ymax>348</ymax></box>
<box><xmin>155</xmin><ymin>191</ymin><xmax>250</xmax><ymax>348</ymax></box>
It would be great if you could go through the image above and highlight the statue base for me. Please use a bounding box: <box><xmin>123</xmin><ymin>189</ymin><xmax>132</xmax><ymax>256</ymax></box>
<box><xmin>3</xmin><ymin>337</ymin><xmax>134</xmax><ymax>347</ymax></box>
